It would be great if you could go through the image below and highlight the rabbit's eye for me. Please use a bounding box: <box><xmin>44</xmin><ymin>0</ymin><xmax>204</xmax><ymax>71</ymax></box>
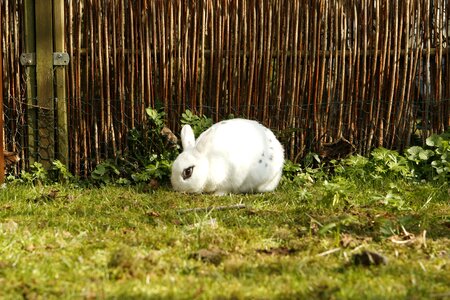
<box><xmin>182</xmin><ymin>166</ymin><xmax>194</xmax><ymax>180</ymax></box>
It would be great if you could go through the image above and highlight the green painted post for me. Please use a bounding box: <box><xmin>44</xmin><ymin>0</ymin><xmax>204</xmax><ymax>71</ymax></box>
<box><xmin>53</xmin><ymin>0</ymin><xmax>69</xmax><ymax>165</ymax></box>
<box><xmin>35</xmin><ymin>0</ymin><xmax>55</xmax><ymax>167</ymax></box>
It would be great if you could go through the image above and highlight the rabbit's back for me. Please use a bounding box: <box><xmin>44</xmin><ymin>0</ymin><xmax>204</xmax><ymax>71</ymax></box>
<box><xmin>198</xmin><ymin>119</ymin><xmax>284</xmax><ymax>193</ymax></box>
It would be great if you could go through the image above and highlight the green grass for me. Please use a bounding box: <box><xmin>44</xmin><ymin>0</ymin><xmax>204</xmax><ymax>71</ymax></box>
<box><xmin>0</xmin><ymin>178</ymin><xmax>449</xmax><ymax>299</ymax></box>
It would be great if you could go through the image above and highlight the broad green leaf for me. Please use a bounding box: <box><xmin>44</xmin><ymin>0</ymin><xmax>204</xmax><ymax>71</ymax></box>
<box><xmin>407</xmin><ymin>146</ymin><xmax>422</xmax><ymax>157</ymax></box>
<box><xmin>426</xmin><ymin>135</ymin><xmax>442</xmax><ymax>147</ymax></box>
<box><xmin>418</xmin><ymin>149</ymin><xmax>434</xmax><ymax>160</ymax></box>
<box><xmin>94</xmin><ymin>164</ymin><xmax>106</xmax><ymax>176</ymax></box>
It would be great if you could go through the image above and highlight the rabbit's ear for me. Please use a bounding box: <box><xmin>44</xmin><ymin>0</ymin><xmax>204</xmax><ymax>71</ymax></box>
<box><xmin>181</xmin><ymin>125</ymin><xmax>196</xmax><ymax>150</ymax></box>
<box><xmin>195</xmin><ymin>128</ymin><xmax>212</xmax><ymax>153</ymax></box>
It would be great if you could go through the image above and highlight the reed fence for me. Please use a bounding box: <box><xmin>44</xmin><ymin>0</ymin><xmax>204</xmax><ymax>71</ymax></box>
<box><xmin>1</xmin><ymin>0</ymin><xmax>450</xmax><ymax>176</ymax></box>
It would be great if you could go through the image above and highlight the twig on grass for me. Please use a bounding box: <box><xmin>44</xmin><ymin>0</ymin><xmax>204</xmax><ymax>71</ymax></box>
<box><xmin>422</xmin><ymin>230</ymin><xmax>427</xmax><ymax>249</ymax></box>
<box><xmin>350</xmin><ymin>244</ymin><xmax>366</xmax><ymax>253</ymax></box>
<box><xmin>317</xmin><ymin>247</ymin><xmax>341</xmax><ymax>257</ymax></box>
<box><xmin>177</xmin><ymin>203</ymin><xmax>247</xmax><ymax>214</ymax></box>
<box><xmin>305</xmin><ymin>212</ymin><xmax>323</xmax><ymax>227</ymax></box>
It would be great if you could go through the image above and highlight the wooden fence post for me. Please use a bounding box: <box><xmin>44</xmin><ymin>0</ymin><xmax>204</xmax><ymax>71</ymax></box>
<box><xmin>35</xmin><ymin>0</ymin><xmax>55</xmax><ymax>167</ymax></box>
<box><xmin>53</xmin><ymin>0</ymin><xmax>68</xmax><ymax>165</ymax></box>
<box><xmin>22</xmin><ymin>0</ymin><xmax>69</xmax><ymax>169</ymax></box>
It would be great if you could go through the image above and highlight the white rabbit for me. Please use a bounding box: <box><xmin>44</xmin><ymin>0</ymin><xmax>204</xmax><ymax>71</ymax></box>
<box><xmin>171</xmin><ymin>118</ymin><xmax>284</xmax><ymax>194</ymax></box>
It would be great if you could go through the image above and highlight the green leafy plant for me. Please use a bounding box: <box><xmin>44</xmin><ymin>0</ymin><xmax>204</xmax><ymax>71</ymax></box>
<box><xmin>283</xmin><ymin>132</ymin><xmax>449</xmax><ymax>190</ymax></box>
<box><xmin>91</xmin><ymin>159</ymin><xmax>121</xmax><ymax>184</ymax></box>
<box><xmin>19</xmin><ymin>162</ymin><xmax>49</xmax><ymax>185</ymax></box>
<box><xmin>181</xmin><ymin>109</ymin><xmax>213</xmax><ymax>137</ymax></box>
<box><xmin>128</xmin><ymin>108</ymin><xmax>178</xmax><ymax>160</ymax></box>
<box><xmin>371</xmin><ymin>190</ymin><xmax>409</xmax><ymax>211</ymax></box>
<box><xmin>334</xmin><ymin>155</ymin><xmax>371</xmax><ymax>181</ymax></box>
<box><xmin>282</xmin><ymin>160</ymin><xmax>302</xmax><ymax>181</ymax></box>
<box><xmin>302</xmin><ymin>155</ymin><xmax>328</xmax><ymax>182</ymax></box>
<box><xmin>406</xmin><ymin>131</ymin><xmax>450</xmax><ymax>182</ymax></box>
<box><xmin>333</xmin><ymin>148</ymin><xmax>412</xmax><ymax>183</ymax></box>
<box><xmin>50</xmin><ymin>160</ymin><xmax>74</xmax><ymax>184</ymax></box>
<box><xmin>91</xmin><ymin>107</ymin><xmax>180</xmax><ymax>185</ymax></box>
<box><xmin>370</xmin><ymin>147</ymin><xmax>413</xmax><ymax>179</ymax></box>
<box><xmin>145</xmin><ymin>107</ymin><xmax>165</xmax><ymax>129</ymax></box>
<box><xmin>321</xmin><ymin>177</ymin><xmax>357</xmax><ymax>207</ymax></box>
<box><xmin>131</xmin><ymin>154</ymin><xmax>173</xmax><ymax>183</ymax></box>
<box><xmin>8</xmin><ymin>160</ymin><xmax>76</xmax><ymax>186</ymax></box>
<box><xmin>282</xmin><ymin>153</ymin><xmax>329</xmax><ymax>186</ymax></box>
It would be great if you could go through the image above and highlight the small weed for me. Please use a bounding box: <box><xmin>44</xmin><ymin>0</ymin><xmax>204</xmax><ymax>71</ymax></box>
<box><xmin>50</xmin><ymin>160</ymin><xmax>74</xmax><ymax>184</ymax></box>
<box><xmin>18</xmin><ymin>162</ymin><xmax>49</xmax><ymax>185</ymax></box>
<box><xmin>406</xmin><ymin>130</ymin><xmax>450</xmax><ymax>182</ymax></box>
<box><xmin>91</xmin><ymin>107</ymin><xmax>180</xmax><ymax>185</ymax></box>
<box><xmin>181</xmin><ymin>109</ymin><xmax>214</xmax><ymax>137</ymax></box>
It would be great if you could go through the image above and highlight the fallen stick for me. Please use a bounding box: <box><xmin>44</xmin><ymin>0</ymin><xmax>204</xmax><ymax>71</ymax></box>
<box><xmin>316</xmin><ymin>247</ymin><xmax>341</xmax><ymax>257</ymax></box>
<box><xmin>177</xmin><ymin>204</ymin><xmax>247</xmax><ymax>214</ymax></box>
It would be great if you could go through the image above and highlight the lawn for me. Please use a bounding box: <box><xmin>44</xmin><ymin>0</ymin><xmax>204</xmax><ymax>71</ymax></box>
<box><xmin>0</xmin><ymin>175</ymin><xmax>449</xmax><ymax>299</ymax></box>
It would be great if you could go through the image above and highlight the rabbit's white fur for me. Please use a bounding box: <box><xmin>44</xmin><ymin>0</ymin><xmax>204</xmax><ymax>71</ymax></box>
<box><xmin>171</xmin><ymin>118</ymin><xmax>284</xmax><ymax>194</ymax></box>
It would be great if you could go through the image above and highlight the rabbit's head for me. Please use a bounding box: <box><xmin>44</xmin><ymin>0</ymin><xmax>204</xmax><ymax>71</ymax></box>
<box><xmin>170</xmin><ymin>125</ymin><xmax>209</xmax><ymax>193</ymax></box>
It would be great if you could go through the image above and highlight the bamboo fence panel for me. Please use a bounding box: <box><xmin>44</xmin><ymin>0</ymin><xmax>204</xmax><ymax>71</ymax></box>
<box><xmin>1</xmin><ymin>0</ymin><xmax>28</xmax><ymax>173</ymax></box>
<box><xmin>0</xmin><ymin>2</ymin><xmax>4</xmax><ymax>183</ymax></box>
<box><xmin>1</xmin><ymin>0</ymin><xmax>449</xmax><ymax>175</ymax></box>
